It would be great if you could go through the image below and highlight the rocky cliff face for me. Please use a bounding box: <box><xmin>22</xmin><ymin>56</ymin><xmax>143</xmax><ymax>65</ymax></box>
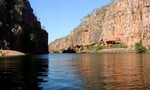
<box><xmin>0</xmin><ymin>0</ymin><xmax>48</xmax><ymax>54</ymax></box>
<box><xmin>49</xmin><ymin>0</ymin><xmax>150</xmax><ymax>52</ymax></box>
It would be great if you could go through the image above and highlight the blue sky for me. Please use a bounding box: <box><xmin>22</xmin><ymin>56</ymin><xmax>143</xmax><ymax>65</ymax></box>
<box><xmin>29</xmin><ymin>0</ymin><xmax>111</xmax><ymax>43</ymax></box>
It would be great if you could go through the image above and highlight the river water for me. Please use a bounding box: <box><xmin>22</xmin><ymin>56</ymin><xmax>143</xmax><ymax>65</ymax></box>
<box><xmin>0</xmin><ymin>53</ymin><xmax>150</xmax><ymax>90</ymax></box>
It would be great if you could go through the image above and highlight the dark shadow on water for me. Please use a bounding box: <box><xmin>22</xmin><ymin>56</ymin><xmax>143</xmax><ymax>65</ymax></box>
<box><xmin>0</xmin><ymin>55</ymin><xmax>49</xmax><ymax>90</ymax></box>
<box><xmin>1</xmin><ymin>53</ymin><xmax>150</xmax><ymax>90</ymax></box>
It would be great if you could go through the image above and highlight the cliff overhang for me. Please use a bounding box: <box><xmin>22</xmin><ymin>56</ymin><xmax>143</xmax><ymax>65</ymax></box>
<box><xmin>49</xmin><ymin>0</ymin><xmax>150</xmax><ymax>53</ymax></box>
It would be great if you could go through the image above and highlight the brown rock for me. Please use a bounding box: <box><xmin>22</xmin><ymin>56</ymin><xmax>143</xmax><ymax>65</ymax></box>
<box><xmin>0</xmin><ymin>0</ymin><xmax>48</xmax><ymax>54</ymax></box>
<box><xmin>49</xmin><ymin>0</ymin><xmax>150</xmax><ymax>52</ymax></box>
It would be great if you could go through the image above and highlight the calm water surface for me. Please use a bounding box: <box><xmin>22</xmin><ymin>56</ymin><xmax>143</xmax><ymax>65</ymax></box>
<box><xmin>0</xmin><ymin>53</ymin><xmax>150</xmax><ymax>90</ymax></box>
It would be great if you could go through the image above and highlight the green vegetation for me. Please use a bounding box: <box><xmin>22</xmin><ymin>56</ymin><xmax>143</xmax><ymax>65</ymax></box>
<box><xmin>134</xmin><ymin>42</ymin><xmax>147</xmax><ymax>53</ymax></box>
<box><xmin>87</xmin><ymin>45</ymin><xmax>106</xmax><ymax>51</ymax></box>
<box><xmin>29</xmin><ymin>33</ymin><xmax>35</xmax><ymax>41</ymax></box>
<box><xmin>147</xmin><ymin>45</ymin><xmax>150</xmax><ymax>51</ymax></box>
<box><xmin>71</xmin><ymin>0</ymin><xmax>118</xmax><ymax>34</ymax></box>
<box><xmin>52</xmin><ymin>50</ymin><xmax>63</xmax><ymax>53</ymax></box>
<box><xmin>111</xmin><ymin>0</ymin><xmax>118</xmax><ymax>3</ymax></box>
<box><xmin>0</xmin><ymin>51</ymin><xmax>6</xmax><ymax>56</ymax></box>
<box><xmin>112</xmin><ymin>43</ymin><xmax>127</xmax><ymax>48</ymax></box>
<box><xmin>52</xmin><ymin>51</ymin><xmax>60</xmax><ymax>53</ymax></box>
<box><xmin>80</xmin><ymin>0</ymin><xmax>116</xmax><ymax>23</ymax></box>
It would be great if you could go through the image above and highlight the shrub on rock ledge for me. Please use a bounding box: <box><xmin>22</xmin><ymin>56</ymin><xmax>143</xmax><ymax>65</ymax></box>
<box><xmin>134</xmin><ymin>42</ymin><xmax>147</xmax><ymax>53</ymax></box>
<box><xmin>87</xmin><ymin>45</ymin><xmax>106</xmax><ymax>51</ymax></box>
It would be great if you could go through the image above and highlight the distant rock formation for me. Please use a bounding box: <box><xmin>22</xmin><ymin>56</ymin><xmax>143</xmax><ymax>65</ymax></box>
<box><xmin>0</xmin><ymin>0</ymin><xmax>48</xmax><ymax>54</ymax></box>
<box><xmin>49</xmin><ymin>0</ymin><xmax>150</xmax><ymax>53</ymax></box>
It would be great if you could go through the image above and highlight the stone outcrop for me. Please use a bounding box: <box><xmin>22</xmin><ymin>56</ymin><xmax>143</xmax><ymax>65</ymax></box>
<box><xmin>49</xmin><ymin>0</ymin><xmax>150</xmax><ymax>52</ymax></box>
<box><xmin>0</xmin><ymin>0</ymin><xmax>48</xmax><ymax>54</ymax></box>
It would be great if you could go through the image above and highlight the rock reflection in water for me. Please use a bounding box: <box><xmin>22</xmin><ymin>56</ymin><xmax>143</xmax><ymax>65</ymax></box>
<box><xmin>78</xmin><ymin>53</ymin><xmax>150</xmax><ymax>90</ymax></box>
<box><xmin>0</xmin><ymin>54</ymin><xmax>150</xmax><ymax>90</ymax></box>
<box><xmin>0</xmin><ymin>55</ymin><xmax>48</xmax><ymax>90</ymax></box>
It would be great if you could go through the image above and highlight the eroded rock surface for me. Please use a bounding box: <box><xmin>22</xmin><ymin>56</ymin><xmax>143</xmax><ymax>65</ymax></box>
<box><xmin>49</xmin><ymin>0</ymin><xmax>150</xmax><ymax>52</ymax></box>
<box><xmin>0</xmin><ymin>0</ymin><xmax>48</xmax><ymax>54</ymax></box>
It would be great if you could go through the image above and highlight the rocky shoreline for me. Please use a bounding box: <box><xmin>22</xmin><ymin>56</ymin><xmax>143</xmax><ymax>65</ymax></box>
<box><xmin>76</xmin><ymin>48</ymin><xmax>135</xmax><ymax>54</ymax></box>
<box><xmin>0</xmin><ymin>50</ymin><xmax>25</xmax><ymax>57</ymax></box>
<box><xmin>98</xmin><ymin>48</ymin><xmax>135</xmax><ymax>53</ymax></box>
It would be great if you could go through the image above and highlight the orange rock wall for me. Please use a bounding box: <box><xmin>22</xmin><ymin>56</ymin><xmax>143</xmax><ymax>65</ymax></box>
<box><xmin>49</xmin><ymin>0</ymin><xmax>150</xmax><ymax>52</ymax></box>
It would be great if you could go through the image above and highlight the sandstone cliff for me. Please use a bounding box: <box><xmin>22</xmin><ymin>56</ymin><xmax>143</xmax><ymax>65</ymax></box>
<box><xmin>0</xmin><ymin>0</ymin><xmax>48</xmax><ymax>54</ymax></box>
<box><xmin>49</xmin><ymin>0</ymin><xmax>150</xmax><ymax>53</ymax></box>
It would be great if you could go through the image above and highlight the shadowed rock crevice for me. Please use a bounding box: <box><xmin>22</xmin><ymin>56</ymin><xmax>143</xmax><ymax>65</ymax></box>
<box><xmin>62</xmin><ymin>48</ymin><xmax>76</xmax><ymax>53</ymax></box>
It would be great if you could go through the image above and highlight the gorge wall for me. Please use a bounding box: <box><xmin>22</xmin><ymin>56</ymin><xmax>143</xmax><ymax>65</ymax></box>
<box><xmin>0</xmin><ymin>0</ymin><xmax>48</xmax><ymax>54</ymax></box>
<box><xmin>49</xmin><ymin>0</ymin><xmax>150</xmax><ymax>52</ymax></box>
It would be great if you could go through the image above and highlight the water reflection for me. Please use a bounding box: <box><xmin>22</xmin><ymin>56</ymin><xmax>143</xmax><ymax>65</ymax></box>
<box><xmin>78</xmin><ymin>53</ymin><xmax>150</xmax><ymax>90</ymax></box>
<box><xmin>0</xmin><ymin>54</ymin><xmax>150</xmax><ymax>90</ymax></box>
<box><xmin>0</xmin><ymin>55</ymin><xmax>48</xmax><ymax>90</ymax></box>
